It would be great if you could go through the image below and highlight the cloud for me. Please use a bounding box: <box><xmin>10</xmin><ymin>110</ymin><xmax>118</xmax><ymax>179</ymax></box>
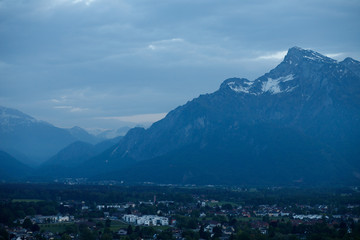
<box><xmin>98</xmin><ymin>113</ymin><xmax>167</xmax><ymax>124</ymax></box>
<box><xmin>70</xmin><ymin>107</ymin><xmax>89</xmax><ymax>112</ymax></box>
<box><xmin>54</xmin><ymin>106</ymin><xmax>72</xmax><ymax>109</ymax></box>
<box><xmin>325</xmin><ymin>53</ymin><xmax>344</xmax><ymax>60</ymax></box>
<box><xmin>72</xmin><ymin>0</ymin><xmax>96</xmax><ymax>6</ymax></box>
<box><xmin>2</xmin><ymin>0</ymin><xmax>360</xmax><ymax>129</ymax></box>
<box><xmin>54</xmin><ymin>105</ymin><xmax>88</xmax><ymax>112</ymax></box>
<box><xmin>147</xmin><ymin>38</ymin><xmax>185</xmax><ymax>51</ymax></box>
<box><xmin>256</xmin><ymin>51</ymin><xmax>288</xmax><ymax>61</ymax></box>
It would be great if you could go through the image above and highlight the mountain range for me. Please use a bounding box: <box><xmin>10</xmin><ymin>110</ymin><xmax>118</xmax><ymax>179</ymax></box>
<box><xmin>0</xmin><ymin>106</ymin><xmax>126</xmax><ymax>166</ymax></box>
<box><xmin>1</xmin><ymin>47</ymin><xmax>359</xmax><ymax>186</ymax></box>
<box><xmin>77</xmin><ymin>47</ymin><xmax>360</xmax><ymax>185</ymax></box>
<box><xmin>36</xmin><ymin>137</ymin><xmax>122</xmax><ymax>178</ymax></box>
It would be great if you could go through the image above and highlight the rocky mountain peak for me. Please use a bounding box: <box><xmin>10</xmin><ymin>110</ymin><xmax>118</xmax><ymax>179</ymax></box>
<box><xmin>0</xmin><ymin>106</ymin><xmax>35</xmax><ymax>121</ymax></box>
<box><xmin>220</xmin><ymin>47</ymin><xmax>356</xmax><ymax>97</ymax></box>
<box><xmin>0</xmin><ymin>106</ymin><xmax>39</xmax><ymax>129</ymax></box>
<box><xmin>340</xmin><ymin>57</ymin><xmax>360</xmax><ymax>77</ymax></box>
<box><xmin>283</xmin><ymin>46</ymin><xmax>337</xmax><ymax>65</ymax></box>
<box><xmin>341</xmin><ymin>57</ymin><xmax>359</xmax><ymax>64</ymax></box>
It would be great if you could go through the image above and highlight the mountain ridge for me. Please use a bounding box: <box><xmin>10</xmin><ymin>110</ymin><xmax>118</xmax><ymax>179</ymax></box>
<box><xmin>75</xmin><ymin>47</ymin><xmax>360</xmax><ymax>185</ymax></box>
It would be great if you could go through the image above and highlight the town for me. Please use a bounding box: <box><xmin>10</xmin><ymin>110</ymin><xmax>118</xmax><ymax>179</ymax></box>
<box><xmin>0</xmin><ymin>183</ymin><xmax>360</xmax><ymax>240</ymax></box>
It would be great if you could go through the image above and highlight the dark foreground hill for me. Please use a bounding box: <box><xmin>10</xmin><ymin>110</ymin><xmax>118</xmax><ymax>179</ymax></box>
<box><xmin>74</xmin><ymin>47</ymin><xmax>360</xmax><ymax>186</ymax></box>
<box><xmin>0</xmin><ymin>151</ymin><xmax>32</xmax><ymax>181</ymax></box>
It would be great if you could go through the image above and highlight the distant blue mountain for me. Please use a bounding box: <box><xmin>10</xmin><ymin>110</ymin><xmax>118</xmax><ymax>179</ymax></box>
<box><xmin>96</xmin><ymin>127</ymin><xmax>131</xmax><ymax>139</ymax></box>
<box><xmin>0</xmin><ymin>106</ymin><xmax>103</xmax><ymax>166</ymax></box>
<box><xmin>37</xmin><ymin>136</ymin><xmax>122</xmax><ymax>178</ymax></box>
<box><xmin>66</xmin><ymin>126</ymin><xmax>102</xmax><ymax>145</ymax></box>
<box><xmin>77</xmin><ymin>47</ymin><xmax>360</xmax><ymax>186</ymax></box>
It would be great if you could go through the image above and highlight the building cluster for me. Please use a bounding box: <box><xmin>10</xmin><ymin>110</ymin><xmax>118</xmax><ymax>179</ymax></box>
<box><xmin>96</xmin><ymin>202</ymin><xmax>136</xmax><ymax>211</ymax></box>
<box><xmin>293</xmin><ymin>214</ymin><xmax>323</xmax><ymax>220</ymax></box>
<box><xmin>7</xmin><ymin>227</ymin><xmax>60</xmax><ymax>240</ymax></box>
<box><xmin>122</xmin><ymin>214</ymin><xmax>169</xmax><ymax>226</ymax></box>
<box><xmin>253</xmin><ymin>204</ymin><xmax>290</xmax><ymax>217</ymax></box>
<box><xmin>20</xmin><ymin>215</ymin><xmax>74</xmax><ymax>224</ymax></box>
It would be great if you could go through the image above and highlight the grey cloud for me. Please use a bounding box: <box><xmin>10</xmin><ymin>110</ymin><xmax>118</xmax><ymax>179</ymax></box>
<box><xmin>1</xmin><ymin>0</ymin><xmax>359</xmax><ymax>129</ymax></box>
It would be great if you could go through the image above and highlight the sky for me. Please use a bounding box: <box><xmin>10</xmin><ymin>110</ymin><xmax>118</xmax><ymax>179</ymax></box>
<box><xmin>1</xmin><ymin>0</ymin><xmax>359</xmax><ymax>131</ymax></box>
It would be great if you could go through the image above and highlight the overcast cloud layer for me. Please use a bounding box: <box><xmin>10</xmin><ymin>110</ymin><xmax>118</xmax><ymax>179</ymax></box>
<box><xmin>1</xmin><ymin>0</ymin><xmax>359</xmax><ymax>130</ymax></box>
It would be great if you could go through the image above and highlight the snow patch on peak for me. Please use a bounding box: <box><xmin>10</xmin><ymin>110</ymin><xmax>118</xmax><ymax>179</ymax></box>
<box><xmin>261</xmin><ymin>74</ymin><xmax>296</xmax><ymax>94</ymax></box>
<box><xmin>262</xmin><ymin>78</ymin><xmax>281</xmax><ymax>94</ymax></box>
<box><xmin>227</xmin><ymin>80</ymin><xmax>255</xmax><ymax>94</ymax></box>
<box><xmin>303</xmin><ymin>50</ymin><xmax>336</xmax><ymax>63</ymax></box>
<box><xmin>278</xmin><ymin>74</ymin><xmax>295</xmax><ymax>82</ymax></box>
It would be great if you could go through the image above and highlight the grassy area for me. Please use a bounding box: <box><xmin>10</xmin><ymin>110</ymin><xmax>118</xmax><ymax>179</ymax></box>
<box><xmin>154</xmin><ymin>225</ymin><xmax>171</xmax><ymax>231</ymax></box>
<box><xmin>109</xmin><ymin>220</ymin><xmax>128</xmax><ymax>232</ymax></box>
<box><xmin>12</xmin><ymin>199</ymin><xmax>44</xmax><ymax>203</ymax></box>
<box><xmin>40</xmin><ymin>223</ymin><xmax>73</xmax><ymax>233</ymax></box>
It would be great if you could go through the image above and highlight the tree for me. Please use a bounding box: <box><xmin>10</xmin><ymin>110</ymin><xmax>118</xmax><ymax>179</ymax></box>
<box><xmin>199</xmin><ymin>225</ymin><xmax>210</xmax><ymax>239</ymax></box>
<box><xmin>222</xmin><ymin>203</ymin><xmax>233</xmax><ymax>210</ymax></box>
<box><xmin>22</xmin><ymin>218</ymin><xmax>33</xmax><ymax>230</ymax></box>
<box><xmin>80</xmin><ymin>227</ymin><xmax>96</xmax><ymax>240</ymax></box>
<box><xmin>127</xmin><ymin>225</ymin><xmax>133</xmax><ymax>235</ymax></box>
<box><xmin>0</xmin><ymin>227</ymin><xmax>9</xmax><ymax>240</ymax></box>
<box><xmin>105</xmin><ymin>219</ymin><xmax>111</xmax><ymax>228</ymax></box>
<box><xmin>157</xmin><ymin>229</ymin><xmax>174</xmax><ymax>240</ymax></box>
<box><xmin>182</xmin><ymin>229</ymin><xmax>200</xmax><ymax>240</ymax></box>
<box><xmin>61</xmin><ymin>234</ymin><xmax>72</xmax><ymax>240</ymax></box>
<box><xmin>25</xmin><ymin>207</ymin><xmax>36</xmax><ymax>216</ymax></box>
<box><xmin>96</xmin><ymin>222</ymin><xmax>104</xmax><ymax>228</ymax></box>
<box><xmin>65</xmin><ymin>224</ymin><xmax>78</xmax><ymax>234</ymax></box>
<box><xmin>235</xmin><ymin>231</ymin><xmax>251</xmax><ymax>240</ymax></box>
<box><xmin>213</xmin><ymin>226</ymin><xmax>222</xmax><ymax>238</ymax></box>
<box><xmin>31</xmin><ymin>224</ymin><xmax>40</xmax><ymax>232</ymax></box>
<box><xmin>100</xmin><ymin>233</ymin><xmax>113</xmax><ymax>240</ymax></box>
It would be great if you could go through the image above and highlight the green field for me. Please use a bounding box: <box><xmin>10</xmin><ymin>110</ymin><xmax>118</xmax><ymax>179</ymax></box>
<box><xmin>108</xmin><ymin>220</ymin><xmax>128</xmax><ymax>232</ymax></box>
<box><xmin>40</xmin><ymin>223</ymin><xmax>73</xmax><ymax>233</ymax></box>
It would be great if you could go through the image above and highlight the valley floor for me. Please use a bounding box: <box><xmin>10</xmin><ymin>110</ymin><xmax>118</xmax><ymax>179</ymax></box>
<box><xmin>0</xmin><ymin>183</ymin><xmax>360</xmax><ymax>240</ymax></box>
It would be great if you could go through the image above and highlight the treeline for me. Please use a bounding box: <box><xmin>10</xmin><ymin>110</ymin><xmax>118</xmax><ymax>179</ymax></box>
<box><xmin>0</xmin><ymin>184</ymin><xmax>194</xmax><ymax>203</ymax></box>
<box><xmin>0</xmin><ymin>201</ymin><xmax>58</xmax><ymax>226</ymax></box>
